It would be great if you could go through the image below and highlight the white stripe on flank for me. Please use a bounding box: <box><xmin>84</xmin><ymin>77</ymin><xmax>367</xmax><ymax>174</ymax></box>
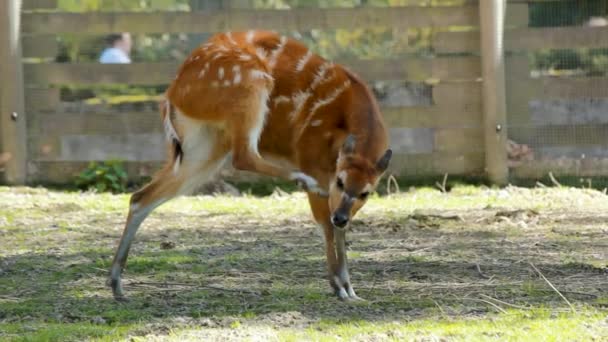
<box><xmin>218</xmin><ymin>67</ymin><xmax>224</xmax><ymax>79</ymax></box>
<box><xmin>298</xmin><ymin>80</ymin><xmax>351</xmax><ymax>138</ymax></box>
<box><xmin>309</xmin><ymin>62</ymin><xmax>333</xmax><ymax>91</ymax></box>
<box><xmin>296</xmin><ymin>50</ymin><xmax>312</xmax><ymax>72</ymax></box>
<box><xmin>288</xmin><ymin>91</ymin><xmax>311</xmax><ymax>123</ymax></box>
<box><xmin>268</xmin><ymin>36</ymin><xmax>287</xmax><ymax>68</ymax></box>
<box><xmin>310</xmin><ymin>80</ymin><xmax>351</xmax><ymax>115</ymax></box>
<box><xmin>246</xmin><ymin>30</ymin><xmax>255</xmax><ymax>44</ymax></box>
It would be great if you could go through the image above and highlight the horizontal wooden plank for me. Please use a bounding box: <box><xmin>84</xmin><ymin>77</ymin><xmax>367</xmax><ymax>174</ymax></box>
<box><xmin>511</xmin><ymin>158</ymin><xmax>608</xmax><ymax>178</ymax></box>
<box><xmin>24</xmin><ymin>57</ymin><xmax>480</xmax><ymax>85</ymax></box>
<box><xmin>28</xmin><ymin>111</ymin><xmax>162</xmax><ymax>137</ymax></box>
<box><xmin>22</xmin><ymin>6</ymin><xmax>479</xmax><ymax>34</ymax></box>
<box><xmin>508</xmin><ymin>26</ymin><xmax>608</xmax><ymax>50</ymax></box>
<box><xmin>22</xmin><ymin>35</ymin><xmax>58</xmax><ymax>58</ymax></box>
<box><xmin>383</xmin><ymin>82</ymin><xmax>482</xmax><ymax>128</ymax></box>
<box><xmin>435</xmin><ymin>26</ymin><xmax>608</xmax><ymax>54</ymax></box>
<box><xmin>508</xmin><ymin>124</ymin><xmax>608</xmax><ymax>148</ymax></box>
<box><xmin>434</xmin><ymin>127</ymin><xmax>483</xmax><ymax>153</ymax></box>
<box><xmin>24</xmin><ymin>63</ymin><xmax>177</xmax><ymax>85</ymax></box>
<box><xmin>24</xmin><ymin>87</ymin><xmax>60</xmax><ymax>112</ymax></box>
<box><xmin>532</xmin><ymin>77</ymin><xmax>608</xmax><ymax>100</ymax></box>
<box><xmin>433</xmin><ymin>31</ymin><xmax>479</xmax><ymax>54</ymax></box>
<box><xmin>389</xmin><ymin>151</ymin><xmax>484</xmax><ymax>176</ymax></box>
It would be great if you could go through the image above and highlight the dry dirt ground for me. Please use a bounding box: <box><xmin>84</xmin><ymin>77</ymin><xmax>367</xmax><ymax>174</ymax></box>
<box><xmin>1</xmin><ymin>185</ymin><xmax>608</xmax><ymax>341</ymax></box>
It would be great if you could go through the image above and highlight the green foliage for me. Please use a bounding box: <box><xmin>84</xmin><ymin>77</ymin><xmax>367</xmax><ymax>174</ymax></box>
<box><xmin>75</xmin><ymin>160</ymin><xmax>128</xmax><ymax>193</ymax></box>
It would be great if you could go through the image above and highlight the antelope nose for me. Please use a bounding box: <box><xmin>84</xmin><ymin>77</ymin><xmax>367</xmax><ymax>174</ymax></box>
<box><xmin>331</xmin><ymin>213</ymin><xmax>349</xmax><ymax>228</ymax></box>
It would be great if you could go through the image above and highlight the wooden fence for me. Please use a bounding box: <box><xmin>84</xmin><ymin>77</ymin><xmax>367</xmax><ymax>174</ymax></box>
<box><xmin>2</xmin><ymin>0</ymin><xmax>607</xmax><ymax>185</ymax></box>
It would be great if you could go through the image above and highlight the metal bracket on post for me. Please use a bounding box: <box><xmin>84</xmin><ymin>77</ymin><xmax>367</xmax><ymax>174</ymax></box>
<box><xmin>479</xmin><ymin>0</ymin><xmax>509</xmax><ymax>186</ymax></box>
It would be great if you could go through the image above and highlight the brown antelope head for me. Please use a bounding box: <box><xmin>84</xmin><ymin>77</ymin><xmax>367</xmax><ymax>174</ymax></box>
<box><xmin>329</xmin><ymin>135</ymin><xmax>392</xmax><ymax>229</ymax></box>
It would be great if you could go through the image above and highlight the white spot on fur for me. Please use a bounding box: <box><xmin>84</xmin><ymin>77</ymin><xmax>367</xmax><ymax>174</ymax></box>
<box><xmin>310</xmin><ymin>119</ymin><xmax>322</xmax><ymax>127</ymax></box>
<box><xmin>248</xmin><ymin>89</ymin><xmax>270</xmax><ymax>156</ymax></box>
<box><xmin>273</xmin><ymin>95</ymin><xmax>291</xmax><ymax>106</ymax></box>
<box><xmin>324</xmin><ymin>132</ymin><xmax>332</xmax><ymax>138</ymax></box>
<box><xmin>233</xmin><ymin>71</ymin><xmax>242</xmax><ymax>85</ymax></box>
<box><xmin>218</xmin><ymin>67</ymin><xmax>224</xmax><ymax>79</ymax></box>
<box><xmin>212</xmin><ymin>53</ymin><xmax>223</xmax><ymax>60</ymax></box>
<box><xmin>226</xmin><ymin>32</ymin><xmax>236</xmax><ymax>45</ymax></box>
<box><xmin>249</xmin><ymin>69</ymin><xmax>272</xmax><ymax>81</ymax></box>
<box><xmin>255</xmin><ymin>48</ymin><xmax>268</xmax><ymax>61</ymax></box>
<box><xmin>239</xmin><ymin>54</ymin><xmax>252</xmax><ymax>61</ymax></box>
<box><xmin>223</xmin><ymin>80</ymin><xmax>231</xmax><ymax>87</ymax></box>
<box><xmin>211</xmin><ymin>80</ymin><xmax>219</xmax><ymax>87</ymax></box>
<box><xmin>198</xmin><ymin>69</ymin><xmax>206</xmax><ymax>79</ymax></box>
<box><xmin>296</xmin><ymin>50</ymin><xmax>312</xmax><ymax>72</ymax></box>
<box><xmin>246</xmin><ymin>30</ymin><xmax>255</xmax><ymax>44</ymax></box>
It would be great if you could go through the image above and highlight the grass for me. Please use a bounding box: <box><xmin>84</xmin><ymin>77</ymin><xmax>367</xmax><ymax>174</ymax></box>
<box><xmin>1</xmin><ymin>185</ymin><xmax>608</xmax><ymax>341</ymax></box>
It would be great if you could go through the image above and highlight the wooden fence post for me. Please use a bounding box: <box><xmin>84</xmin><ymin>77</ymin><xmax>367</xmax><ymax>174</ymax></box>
<box><xmin>0</xmin><ymin>0</ymin><xmax>27</xmax><ymax>184</ymax></box>
<box><xmin>479</xmin><ymin>0</ymin><xmax>508</xmax><ymax>185</ymax></box>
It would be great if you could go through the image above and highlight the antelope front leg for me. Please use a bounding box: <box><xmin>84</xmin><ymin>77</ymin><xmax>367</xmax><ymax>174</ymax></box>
<box><xmin>331</xmin><ymin>227</ymin><xmax>361</xmax><ymax>300</ymax></box>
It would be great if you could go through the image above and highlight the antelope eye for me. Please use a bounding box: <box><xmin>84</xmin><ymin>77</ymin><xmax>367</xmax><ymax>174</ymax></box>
<box><xmin>336</xmin><ymin>178</ymin><xmax>344</xmax><ymax>190</ymax></box>
<box><xmin>359</xmin><ymin>192</ymin><xmax>370</xmax><ymax>200</ymax></box>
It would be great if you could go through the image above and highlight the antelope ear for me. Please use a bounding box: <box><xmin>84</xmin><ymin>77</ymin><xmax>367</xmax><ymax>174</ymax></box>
<box><xmin>341</xmin><ymin>134</ymin><xmax>356</xmax><ymax>156</ymax></box>
<box><xmin>376</xmin><ymin>149</ymin><xmax>392</xmax><ymax>173</ymax></box>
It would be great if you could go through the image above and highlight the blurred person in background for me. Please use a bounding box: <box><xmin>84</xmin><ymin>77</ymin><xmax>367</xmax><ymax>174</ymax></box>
<box><xmin>99</xmin><ymin>33</ymin><xmax>132</xmax><ymax>64</ymax></box>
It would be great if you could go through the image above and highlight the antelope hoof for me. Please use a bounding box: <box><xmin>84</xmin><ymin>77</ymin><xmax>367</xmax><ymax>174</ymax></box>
<box><xmin>291</xmin><ymin>171</ymin><xmax>328</xmax><ymax>197</ymax></box>
<box><xmin>110</xmin><ymin>277</ymin><xmax>128</xmax><ymax>301</ymax></box>
<box><xmin>332</xmin><ymin>277</ymin><xmax>364</xmax><ymax>301</ymax></box>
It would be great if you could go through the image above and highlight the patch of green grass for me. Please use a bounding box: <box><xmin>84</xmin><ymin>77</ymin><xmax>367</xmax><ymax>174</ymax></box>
<box><xmin>0</xmin><ymin>322</ymin><xmax>137</xmax><ymax>342</ymax></box>
<box><xmin>1</xmin><ymin>186</ymin><xmax>608</xmax><ymax>340</ymax></box>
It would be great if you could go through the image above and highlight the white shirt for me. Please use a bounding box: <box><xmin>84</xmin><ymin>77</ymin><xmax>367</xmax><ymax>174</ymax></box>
<box><xmin>99</xmin><ymin>47</ymin><xmax>131</xmax><ymax>64</ymax></box>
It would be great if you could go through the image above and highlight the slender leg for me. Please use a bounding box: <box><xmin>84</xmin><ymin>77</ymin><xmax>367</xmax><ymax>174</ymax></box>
<box><xmin>307</xmin><ymin>193</ymin><xmax>361</xmax><ymax>300</ymax></box>
<box><xmin>110</xmin><ymin>142</ymin><xmax>228</xmax><ymax>300</ymax></box>
<box><xmin>228</xmin><ymin>90</ymin><xmax>326</xmax><ymax>196</ymax></box>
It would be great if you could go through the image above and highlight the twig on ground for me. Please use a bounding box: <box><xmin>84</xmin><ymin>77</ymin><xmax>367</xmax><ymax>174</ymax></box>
<box><xmin>480</xmin><ymin>294</ymin><xmax>530</xmax><ymax>310</ymax></box>
<box><xmin>536</xmin><ymin>181</ymin><xmax>547</xmax><ymax>188</ymax></box>
<box><xmin>128</xmin><ymin>280</ymin><xmax>260</xmax><ymax>296</ymax></box>
<box><xmin>435</xmin><ymin>173</ymin><xmax>448</xmax><ymax>193</ymax></box>
<box><xmin>529</xmin><ymin>263</ymin><xmax>576</xmax><ymax>313</ymax></box>
<box><xmin>463</xmin><ymin>297</ymin><xmax>507</xmax><ymax>314</ymax></box>
<box><xmin>548</xmin><ymin>172</ymin><xmax>562</xmax><ymax>187</ymax></box>
<box><xmin>475</xmin><ymin>263</ymin><xmax>491</xmax><ymax>280</ymax></box>
<box><xmin>433</xmin><ymin>300</ymin><xmax>448</xmax><ymax>318</ymax></box>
